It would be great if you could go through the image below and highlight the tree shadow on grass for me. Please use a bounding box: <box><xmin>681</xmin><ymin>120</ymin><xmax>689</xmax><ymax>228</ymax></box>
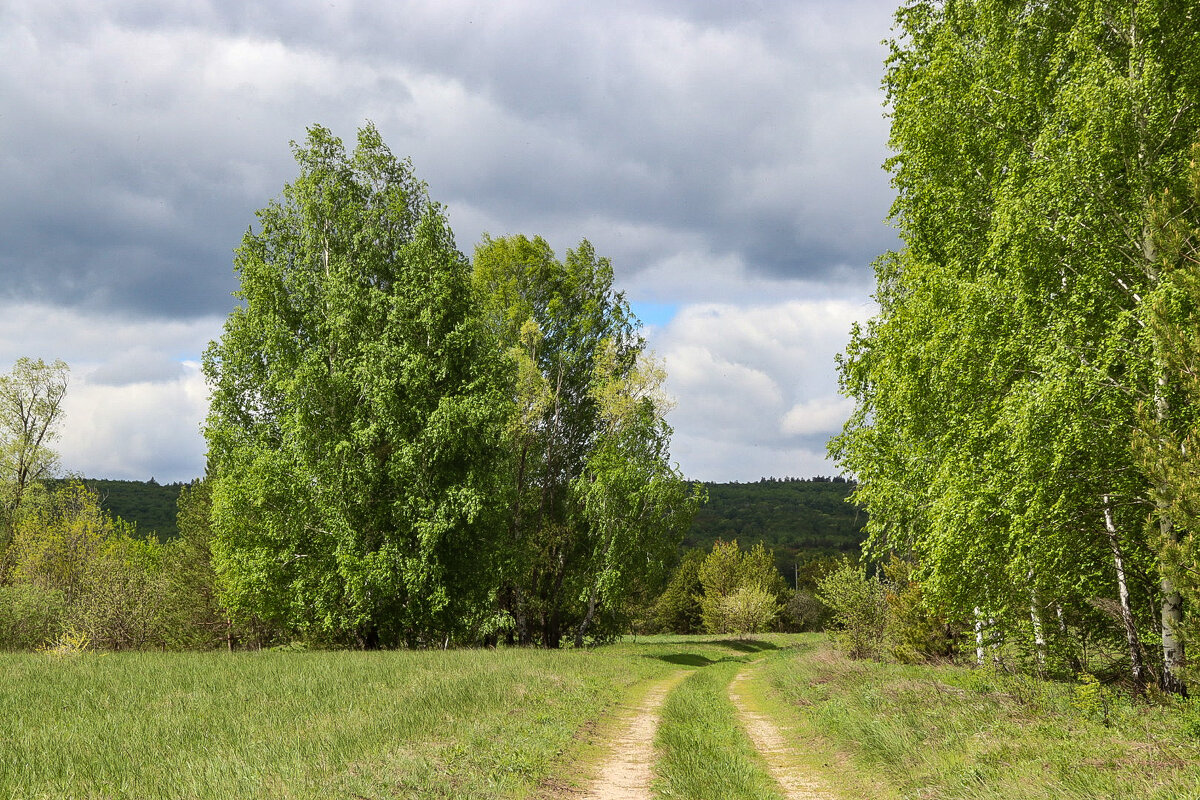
<box><xmin>647</xmin><ymin>639</ymin><xmax>782</xmax><ymax>668</ymax></box>
<box><xmin>710</xmin><ymin>639</ymin><xmax>781</xmax><ymax>653</ymax></box>
<box><xmin>653</xmin><ymin>653</ymin><xmax>720</xmax><ymax>667</ymax></box>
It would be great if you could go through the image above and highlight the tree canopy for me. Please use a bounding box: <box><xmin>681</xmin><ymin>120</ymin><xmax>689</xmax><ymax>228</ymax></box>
<box><xmin>473</xmin><ymin>234</ymin><xmax>700</xmax><ymax>647</ymax></box>
<box><xmin>203</xmin><ymin>123</ymin><xmax>511</xmax><ymax>647</ymax></box>
<box><xmin>834</xmin><ymin>0</ymin><xmax>1200</xmax><ymax>691</ymax></box>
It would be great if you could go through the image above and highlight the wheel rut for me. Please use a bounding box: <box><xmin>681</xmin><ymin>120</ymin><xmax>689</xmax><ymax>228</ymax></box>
<box><xmin>728</xmin><ymin>663</ymin><xmax>834</xmax><ymax>800</ymax></box>
<box><xmin>576</xmin><ymin>670</ymin><xmax>687</xmax><ymax>800</ymax></box>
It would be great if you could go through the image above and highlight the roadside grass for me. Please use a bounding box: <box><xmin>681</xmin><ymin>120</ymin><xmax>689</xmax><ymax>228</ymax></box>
<box><xmin>653</xmin><ymin>646</ymin><xmax>787</xmax><ymax>800</ymax></box>
<box><xmin>761</xmin><ymin>635</ymin><xmax>1200</xmax><ymax>800</ymax></box>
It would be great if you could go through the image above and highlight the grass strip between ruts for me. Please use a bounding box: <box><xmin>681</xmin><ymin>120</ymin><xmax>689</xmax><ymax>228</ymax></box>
<box><xmin>653</xmin><ymin>652</ymin><xmax>786</xmax><ymax>800</ymax></box>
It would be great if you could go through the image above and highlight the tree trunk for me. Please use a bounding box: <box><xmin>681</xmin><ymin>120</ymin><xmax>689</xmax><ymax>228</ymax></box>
<box><xmin>1151</xmin><ymin>347</ymin><xmax>1187</xmax><ymax>694</ymax></box>
<box><xmin>1103</xmin><ymin>496</ymin><xmax>1147</xmax><ymax>687</ymax></box>
<box><xmin>1160</xmin><ymin>513</ymin><xmax>1187</xmax><ymax>695</ymax></box>
<box><xmin>542</xmin><ymin>609</ymin><xmax>562</xmax><ymax>649</ymax></box>
<box><xmin>1027</xmin><ymin>570</ymin><xmax>1046</xmax><ymax>671</ymax></box>
<box><xmin>974</xmin><ymin>606</ymin><xmax>985</xmax><ymax>666</ymax></box>
<box><xmin>574</xmin><ymin>588</ymin><xmax>598</xmax><ymax>648</ymax></box>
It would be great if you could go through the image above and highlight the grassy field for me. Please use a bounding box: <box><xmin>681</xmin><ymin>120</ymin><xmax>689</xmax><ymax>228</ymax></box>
<box><xmin>7</xmin><ymin>635</ymin><xmax>1200</xmax><ymax>799</ymax></box>
<box><xmin>1</xmin><ymin>646</ymin><xmax>660</xmax><ymax>799</ymax></box>
<box><xmin>0</xmin><ymin>637</ymin><xmax>778</xmax><ymax>800</ymax></box>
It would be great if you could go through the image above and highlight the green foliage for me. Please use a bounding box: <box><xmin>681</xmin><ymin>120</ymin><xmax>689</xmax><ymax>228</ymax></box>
<box><xmin>783</xmin><ymin>590</ymin><xmax>829</xmax><ymax>633</ymax></box>
<box><xmin>48</xmin><ymin>478</ymin><xmax>186</xmax><ymax>541</ymax></box>
<box><xmin>698</xmin><ymin>540</ymin><xmax>785</xmax><ymax>636</ymax></box>
<box><xmin>0</xmin><ymin>583</ymin><xmax>64</xmax><ymax>650</ymax></box>
<box><xmin>473</xmin><ymin>233</ymin><xmax>699</xmax><ymax>647</ymax></box>
<box><xmin>1072</xmin><ymin>672</ymin><xmax>1112</xmax><ymax>727</ymax></box>
<box><xmin>717</xmin><ymin>585</ymin><xmax>781</xmax><ymax>639</ymax></box>
<box><xmin>10</xmin><ymin>481</ymin><xmax>115</xmax><ymax>607</ymax></box>
<box><xmin>9</xmin><ymin>482</ymin><xmax>153</xmax><ymax>649</ymax></box>
<box><xmin>816</xmin><ymin>561</ymin><xmax>886</xmax><ymax>660</ymax></box>
<box><xmin>1133</xmin><ymin>149</ymin><xmax>1200</xmax><ymax>686</ymax></box>
<box><xmin>0</xmin><ymin>357</ymin><xmax>68</xmax><ymax>546</ymax></box>
<box><xmin>832</xmin><ymin>0</ymin><xmax>1200</xmax><ymax>690</ymax></box>
<box><xmin>685</xmin><ymin>477</ymin><xmax>866</xmax><ymax>577</ymax></box>
<box><xmin>158</xmin><ymin>478</ymin><xmax>235</xmax><ymax>649</ymax></box>
<box><xmin>204</xmin><ymin>123</ymin><xmax>510</xmax><ymax>647</ymax></box>
<box><xmin>882</xmin><ymin>557</ymin><xmax>960</xmax><ymax>663</ymax></box>
<box><xmin>653</xmin><ymin>549</ymin><xmax>705</xmax><ymax>634</ymax></box>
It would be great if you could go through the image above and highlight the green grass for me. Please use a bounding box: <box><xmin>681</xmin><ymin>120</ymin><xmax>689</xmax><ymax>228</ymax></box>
<box><xmin>0</xmin><ymin>646</ymin><xmax>670</xmax><ymax>799</ymax></box>
<box><xmin>0</xmin><ymin>636</ymin><xmax>796</xmax><ymax>800</ymax></box>
<box><xmin>760</xmin><ymin>636</ymin><xmax>1200</xmax><ymax>800</ymax></box>
<box><xmin>13</xmin><ymin>634</ymin><xmax>1200</xmax><ymax>800</ymax></box>
<box><xmin>653</xmin><ymin>641</ymin><xmax>786</xmax><ymax>800</ymax></box>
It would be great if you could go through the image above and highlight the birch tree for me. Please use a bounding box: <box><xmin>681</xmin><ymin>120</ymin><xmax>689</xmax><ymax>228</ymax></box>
<box><xmin>473</xmin><ymin>235</ymin><xmax>698</xmax><ymax>646</ymax></box>
<box><xmin>835</xmin><ymin>0</ymin><xmax>1200</xmax><ymax>689</ymax></box>
<box><xmin>204</xmin><ymin>124</ymin><xmax>509</xmax><ymax>647</ymax></box>
<box><xmin>0</xmin><ymin>357</ymin><xmax>68</xmax><ymax>547</ymax></box>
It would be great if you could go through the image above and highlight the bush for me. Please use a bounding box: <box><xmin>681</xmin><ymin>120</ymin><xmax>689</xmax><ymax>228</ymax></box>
<box><xmin>697</xmin><ymin>540</ymin><xmax>785</xmax><ymax>636</ymax></box>
<box><xmin>718</xmin><ymin>584</ymin><xmax>780</xmax><ymax>637</ymax></box>
<box><xmin>882</xmin><ymin>557</ymin><xmax>959</xmax><ymax>662</ymax></box>
<box><xmin>817</xmin><ymin>560</ymin><xmax>886</xmax><ymax>659</ymax></box>
<box><xmin>0</xmin><ymin>583</ymin><xmax>65</xmax><ymax>650</ymax></box>
<box><xmin>782</xmin><ymin>589</ymin><xmax>829</xmax><ymax>632</ymax></box>
<box><xmin>652</xmin><ymin>549</ymin><xmax>705</xmax><ymax>633</ymax></box>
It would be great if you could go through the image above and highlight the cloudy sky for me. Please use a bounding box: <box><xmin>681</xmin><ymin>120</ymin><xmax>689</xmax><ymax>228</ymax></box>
<box><xmin>1</xmin><ymin>0</ymin><xmax>895</xmax><ymax>484</ymax></box>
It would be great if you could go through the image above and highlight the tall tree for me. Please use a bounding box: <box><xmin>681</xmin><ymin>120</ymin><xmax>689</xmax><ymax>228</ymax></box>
<box><xmin>0</xmin><ymin>357</ymin><xmax>68</xmax><ymax>547</ymax></box>
<box><xmin>473</xmin><ymin>234</ymin><xmax>698</xmax><ymax>646</ymax></box>
<box><xmin>204</xmin><ymin>123</ymin><xmax>509</xmax><ymax>647</ymax></box>
<box><xmin>1135</xmin><ymin>149</ymin><xmax>1200</xmax><ymax>682</ymax></box>
<box><xmin>834</xmin><ymin>0</ymin><xmax>1200</xmax><ymax>689</ymax></box>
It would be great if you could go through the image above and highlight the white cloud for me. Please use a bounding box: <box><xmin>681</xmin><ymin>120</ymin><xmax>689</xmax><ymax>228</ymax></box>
<box><xmin>781</xmin><ymin>396</ymin><xmax>857</xmax><ymax>437</ymax></box>
<box><xmin>649</xmin><ymin>296</ymin><xmax>875</xmax><ymax>481</ymax></box>
<box><xmin>0</xmin><ymin>303</ymin><xmax>220</xmax><ymax>482</ymax></box>
<box><xmin>62</xmin><ymin>363</ymin><xmax>208</xmax><ymax>483</ymax></box>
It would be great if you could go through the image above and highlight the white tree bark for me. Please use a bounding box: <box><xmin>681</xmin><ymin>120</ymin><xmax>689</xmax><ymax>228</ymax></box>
<box><xmin>1103</xmin><ymin>496</ymin><xmax>1146</xmax><ymax>686</ymax></box>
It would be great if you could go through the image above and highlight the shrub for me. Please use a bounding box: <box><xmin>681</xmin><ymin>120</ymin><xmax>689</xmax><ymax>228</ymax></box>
<box><xmin>882</xmin><ymin>557</ymin><xmax>959</xmax><ymax>662</ymax></box>
<box><xmin>817</xmin><ymin>560</ymin><xmax>886</xmax><ymax>659</ymax></box>
<box><xmin>697</xmin><ymin>540</ymin><xmax>786</xmax><ymax>636</ymax></box>
<box><xmin>0</xmin><ymin>583</ymin><xmax>65</xmax><ymax>650</ymax></box>
<box><xmin>783</xmin><ymin>589</ymin><xmax>829</xmax><ymax>632</ymax></box>
<box><xmin>718</xmin><ymin>584</ymin><xmax>780</xmax><ymax>637</ymax></box>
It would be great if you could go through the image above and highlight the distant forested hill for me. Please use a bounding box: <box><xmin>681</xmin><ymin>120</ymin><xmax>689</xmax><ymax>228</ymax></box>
<box><xmin>47</xmin><ymin>476</ymin><xmax>866</xmax><ymax>566</ymax></box>
<box><xmin>51</xmin><ymin>478</ymin><xmax>186</xmax><ymax>541</ymax></box>
<box><xmin>684</xmin><ymin>477</ymin><xmax>866</xmax><ymax>580</ymax></box>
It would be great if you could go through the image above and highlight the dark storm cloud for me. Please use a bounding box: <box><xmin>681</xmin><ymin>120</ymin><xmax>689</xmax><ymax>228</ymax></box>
<box><xmin>1</xmin><ymin>0</ymin><xmax>897</xmax><ymax>319</ymax></box>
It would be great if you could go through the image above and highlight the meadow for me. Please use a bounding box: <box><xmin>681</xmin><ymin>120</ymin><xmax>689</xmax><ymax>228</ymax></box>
<box><xmin>6</xmin><ymin>635</ymin><xmax>1200</xmax><ymax>799</ymax></box>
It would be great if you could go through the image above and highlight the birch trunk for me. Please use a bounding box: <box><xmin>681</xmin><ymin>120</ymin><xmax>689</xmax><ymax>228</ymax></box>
<box><xmin>1027</xmin><ymin>570</ymin><xmax>1046</xmax><ymax>670</ymax></box>
<box><xmin>1103</xmin><ymin>496</ymin><xmax>1146</xmax><ymax>686</ymax></box>
<box><xmin>974</xmin><ymin>606</ymin><xmax>985</xmax><ymax>666</ymax></box>
<box><xmin>574</xmin><ymin>587</ymin><xmax>598</xmax><ymax>648</ymax></box>
<box><xmin>1160</xmin><ymin>513</ymin><xmax>1187</xmax><ymax>694</ymax></box>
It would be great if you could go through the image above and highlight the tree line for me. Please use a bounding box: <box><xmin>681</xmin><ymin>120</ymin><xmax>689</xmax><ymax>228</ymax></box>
<box><xmin>834</xmin><ymin>0</ymin><xmax>1200</xmax><ymax>693</ymax></box>
<box><xmin>0</xmin><ymin>124</ymin><xmax>703</xmax><ymax>651</ymax></box>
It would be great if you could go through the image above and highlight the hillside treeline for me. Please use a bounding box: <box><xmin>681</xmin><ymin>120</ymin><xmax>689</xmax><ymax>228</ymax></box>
<box><xmin>48</xmin><ymin>478</ymin><xmax>186</xmax><ymax>541</ymax></box>
<box><xmin>685</xmin><ymin>477</ymin><xmax>865</xmax><ymax>579</ymax></box>
<box><xmin>77</xmin><ymin>475</ymin><xmax>868</xmax><ymax>585</ymax></box>
<box><xmin>0</xmin><ymin>125</ymin><xmax>709</xmax><ymax>651</ymax></box>
<box><xmin>834</xmin><ymin>0</ymin><xmax>1200</xmax><ymax>693</ymax></box>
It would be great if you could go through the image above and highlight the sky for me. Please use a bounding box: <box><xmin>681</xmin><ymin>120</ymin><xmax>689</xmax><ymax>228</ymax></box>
<box><xmin>1</xmin><ymin>0</ymin><xmax>897</xmax><ymax>484</ymax></box>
